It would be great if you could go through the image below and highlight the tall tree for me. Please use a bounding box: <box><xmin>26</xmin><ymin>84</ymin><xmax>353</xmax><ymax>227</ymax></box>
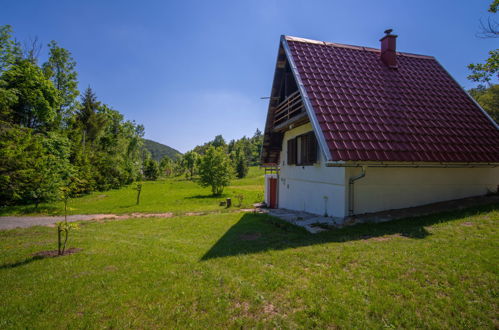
<box><xmin>0</xmin><ymin>25</ymin><xmax>22</xmax><ymax>74</ymax></box>
<box><xmin>43</xmin><ymin>40</ymin><xmax>79</xmax><ymax>124</ymax></box>
<box><xmin>77</xmin><ymin>87</ymin><xmax>105</xmax><ymax>147</ymax></box>
<box><xmin>1</xmin><ymin>59</ymin><xmax>59</xmax><ymax>130</ymax></box>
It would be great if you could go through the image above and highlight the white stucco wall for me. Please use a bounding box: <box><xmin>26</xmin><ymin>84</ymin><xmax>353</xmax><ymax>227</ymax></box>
<box><xmin>269</xmin><ymin>123</ymin><xmax>499</xmax><ymax>219</ymax></box>
<box><xmin>348</xmin><ymin>166</ymin><xmax>499</xmax><ymax>215</ymax></box>
<box><xmin>278</xmin><ymin>123</ymin><xmax>347</xmax><ymax>218</ymax></box>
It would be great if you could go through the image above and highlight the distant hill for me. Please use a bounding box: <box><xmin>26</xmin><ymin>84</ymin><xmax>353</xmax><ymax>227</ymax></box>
<box><xmin>143</xmin><ymin>139</ymin><xmax>182</xmax><ymax>161</ymax></box>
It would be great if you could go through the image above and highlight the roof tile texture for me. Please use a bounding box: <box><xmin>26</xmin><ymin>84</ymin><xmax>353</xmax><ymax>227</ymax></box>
<box><xmin>287</xmin><ymin>39</ymin><xmax>499</xmax><ymax>162</ymax></box>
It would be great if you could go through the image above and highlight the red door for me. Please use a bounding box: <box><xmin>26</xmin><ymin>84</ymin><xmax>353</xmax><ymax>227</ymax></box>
<box><xmin>269</xmin><ymin>177</ymin><xmax>277</xmax><ymax>208</ymax></box>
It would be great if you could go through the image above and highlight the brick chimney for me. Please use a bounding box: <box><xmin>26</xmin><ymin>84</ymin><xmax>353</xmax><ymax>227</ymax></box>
<box><xmin>380</xmin><ymin>29</ymin><xmax>397</xmax><ymax>68</ymax></box>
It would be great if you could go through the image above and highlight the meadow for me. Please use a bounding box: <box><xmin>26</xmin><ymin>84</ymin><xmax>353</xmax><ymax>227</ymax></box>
<box><xmin>0</xmin><ymin>167</ymin><xmax>265</xmax><ymax>216</ymax></box>
<box><xmin>0</xmin><ymin>204</ymin><xmax>497</xmax><ymax>328</ymax></box>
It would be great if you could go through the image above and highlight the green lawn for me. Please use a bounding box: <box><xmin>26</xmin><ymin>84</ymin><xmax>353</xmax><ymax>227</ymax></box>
<box><xmin>0</xmin><ymin>167</ymin><xmax>265</xmax><ymax>216</ymax></box>
<box><xmin>0</xmin><ymin>204</ymin><xmax>498</xmax><ymax>328</ymax></box>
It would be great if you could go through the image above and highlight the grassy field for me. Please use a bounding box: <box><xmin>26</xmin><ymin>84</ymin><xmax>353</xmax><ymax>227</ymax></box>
<box><xmin>0</xmin><ymin>167</ymin><xmax>265</xmax><ymax>216</ymax></box>
<box><xmin>0</xmin><ymin>204</ymin><xmax>497</xmax><ymax>328</ymax></box>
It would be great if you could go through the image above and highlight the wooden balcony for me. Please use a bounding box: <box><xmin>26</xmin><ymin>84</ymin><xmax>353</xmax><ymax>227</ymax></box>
<box><xmin>272</xmin><ymin>91</ymin><xmax>304</xmax><ymax>127</ymax></box>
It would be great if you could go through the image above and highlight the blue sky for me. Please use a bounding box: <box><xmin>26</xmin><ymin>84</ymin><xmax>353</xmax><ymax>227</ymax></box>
<box><xmin>1</xmin><ymin>0</ymin><xmax>496</xmax><ymax>152</ymax></box>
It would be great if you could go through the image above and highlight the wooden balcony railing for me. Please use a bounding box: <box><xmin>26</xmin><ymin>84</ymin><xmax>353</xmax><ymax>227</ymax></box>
<box><xmin>273</xmin><ymin>90</ymin><xmax>304</xmax><ymax>127</ymax></box>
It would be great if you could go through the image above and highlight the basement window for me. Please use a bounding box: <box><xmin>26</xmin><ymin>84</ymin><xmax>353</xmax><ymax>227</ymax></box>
<box><xmin>287</xmin><ymin>131</ymin><xmax>317</xmax><ymax>165</ymax></box>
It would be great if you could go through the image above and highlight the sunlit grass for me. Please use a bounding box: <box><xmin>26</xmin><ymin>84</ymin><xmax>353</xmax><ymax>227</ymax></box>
<box><xmin>0</xmin><ymin>204</ymin><xmax>498</xmax><ymax>328</ymax></box>
<box><xmin>0</xmin><ymin>167</ymin><xmax>265</xmax><ymax>216</ymax></box>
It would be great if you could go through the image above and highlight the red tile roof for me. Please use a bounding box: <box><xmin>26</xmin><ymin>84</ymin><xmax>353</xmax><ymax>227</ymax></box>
<box><xmin>285</xmin><ymin>36</ymin><xmax>499</xmax><ymax>163</ymax></box>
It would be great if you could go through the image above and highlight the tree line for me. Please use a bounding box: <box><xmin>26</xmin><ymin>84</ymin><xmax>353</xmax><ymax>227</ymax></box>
<box><xmin>0</xmin><ymin>25</ymin><xmax>145</xmax><ymax>206</ymax></box>
<box><xmin>145</xmin><ymin>131</ymin><xmax>263</xmax><ymax>196</ymax></box>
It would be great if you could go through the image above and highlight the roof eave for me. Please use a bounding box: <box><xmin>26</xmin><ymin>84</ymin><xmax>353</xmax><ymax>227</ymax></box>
<box><xmin>325</xmin><ymin>161</ymin><xmax>499</xmax><ymax>168</ymax></box>
<box><xmin>281</xmin><ymin>35</ymin><xmax>334</xmax><ymax>162</ymax></box>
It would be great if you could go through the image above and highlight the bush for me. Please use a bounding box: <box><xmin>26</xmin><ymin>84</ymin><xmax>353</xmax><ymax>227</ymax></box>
<box><xmin>143</xmin><ymin>158</ymin><xmax>160</xmax><ymax>181</ymax></box>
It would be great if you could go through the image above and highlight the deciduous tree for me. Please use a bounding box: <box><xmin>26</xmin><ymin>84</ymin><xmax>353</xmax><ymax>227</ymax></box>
<box><xmin>181</xmin><ymin>151</ymin><xmax>199</xmax><ymax>180</ymax></box>
<box><xmin>43</xmin><ymin>40</ymin><xmax>79</xmax><ymax>125</ymax></box>
<box><xmin>198</xmin><ymin>146</ymin><xmax>233</xmax><ymax>196</ymax></box>
<box><xmin>1</xmin><ymin>59</ymin><xmax>59</xmax><ymax>130</ymax></box>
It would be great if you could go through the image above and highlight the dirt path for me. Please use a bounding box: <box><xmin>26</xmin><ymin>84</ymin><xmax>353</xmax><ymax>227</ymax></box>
<box><xmin>0</xmin><ymin>209</ymin><xmax>261</xmax><ymax>230</ymax></box>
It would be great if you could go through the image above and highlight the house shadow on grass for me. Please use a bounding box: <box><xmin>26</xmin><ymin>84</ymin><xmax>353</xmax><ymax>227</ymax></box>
<box><xmin>200</xmin><ymin>203</ymin><xmax>498</xmax><ymax>260</ymax></box>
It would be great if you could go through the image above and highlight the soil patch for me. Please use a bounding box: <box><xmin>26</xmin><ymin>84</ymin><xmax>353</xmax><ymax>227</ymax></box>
<box><xmin>32</xmin><ymin>247</ymin><xmax>82</xmax><ymax>258</ymax></box>
<box><xmin>185</xmin><ymin>212</ymin><xmax>205</xmax><ymax>216</ymax></box>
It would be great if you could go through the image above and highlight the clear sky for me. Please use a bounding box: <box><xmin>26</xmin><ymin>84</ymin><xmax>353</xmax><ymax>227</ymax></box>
<box><xmin>1</xmin><ymin>0</ymin><xmax>496</xmax><ymax>152</ymax></box>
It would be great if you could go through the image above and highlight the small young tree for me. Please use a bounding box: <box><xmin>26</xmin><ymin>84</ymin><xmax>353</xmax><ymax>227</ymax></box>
<box><xmin>143</xmin><ymin>158</ymin><xmax>159</xmax><ymax>181</ymax></box>
<box><xmin>56</xmin><ymin>185</ymin><xmax>78</xmax><ymax>255</ymax></box>
<box><xmin>198</xmin><ymin>146</ymin><xmax>233</xmax><ymax>196</ymax></box>
<box><xmin>135</xmin><ymin>183</ymin><xmax>142</xmax><ymax>205</ymax></box>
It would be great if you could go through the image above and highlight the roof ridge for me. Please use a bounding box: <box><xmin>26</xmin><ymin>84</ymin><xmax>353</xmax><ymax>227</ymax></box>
<box><xmin>284</xmin><ymin>35</ymin><xmax>435</xmax><ymax>60</ymax></box>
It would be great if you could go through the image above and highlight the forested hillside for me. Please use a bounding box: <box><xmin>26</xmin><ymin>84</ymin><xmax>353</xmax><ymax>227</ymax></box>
<box><xmin>143</xmin><ymin>139</ymin><xmax>181</xmax><ymax>161</ymax></box>
<box><xmin>0</xmin><ymin>25</ymin><xmax>145</xmax><ymax>206</ymax></box>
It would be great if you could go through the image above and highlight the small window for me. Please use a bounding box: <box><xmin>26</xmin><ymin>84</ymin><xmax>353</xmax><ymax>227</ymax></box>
<box><xmin>287</xmin><ymin>131</ymin><xmax>318</xmax><ymax>166</ymax></box>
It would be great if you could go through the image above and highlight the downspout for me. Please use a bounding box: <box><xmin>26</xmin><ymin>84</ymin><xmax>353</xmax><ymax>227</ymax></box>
<box><xmin>348</xmin><ymin>166</ymin><xmax>367</xmax><ymax>216</ymax></box>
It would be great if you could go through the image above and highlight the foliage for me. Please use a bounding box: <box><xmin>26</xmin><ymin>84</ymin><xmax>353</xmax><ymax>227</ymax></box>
<box><xmin>142</xmin><ymin>138</ymin><xmax>181</xmax><ymax>162</ymax></box>
<box><xmin>181</xmin><ymin>150</ymin><xmax>199</xmax><ymax>180</ymax></box>
<box><xmin>0</xmin><ymin>25</ymin><xmax>21</xmax><ymax>74</ymax></box>
<box><xmin>0</xmin><ymin>166</ymin><xmax>265</xmax><ymax>216</ymax></box>
<box><xmin>193</xmin><ymin>134</ymin><xmax>227</xmax><ymax>155</ymax></box>
<box><xmin>42</xmin><ymin>40</ymin><xmax>79</xmax><ymax>124</ymax></box>
<box><xmin>1</xmin><ymin>59</ymin><xmax>60</xmax><ymax>129</ymax></box>
<box><xmin>0</xmin><ymin>25</ymin><xmax>145</xmax><ymax>205</ymax></box>
<box><xmin>192</xmin><ymin>129</ymin><xmax>263</xmax><ymax>177</ymax></box>
<box><xmin>469</xmin><ymin>84</ymin><xmax>499</xmax><ymax>122</ymax></box>
<box><xmin>468</xmin><ymin>49</ymin><xmax>499</xmax><ymax>83</ymax></box>
<box><xmin>77</xmin><ymin>87</ymin><xmax>104</xmax><ymax>145</ymax></box>
<box><xmin>233</xmin><ymin>146</ymin><xmax>249</xmax><ymax>179</ymax></box>
<box><xmin>143</xmin><ymin>158</ymin><xmax>160</xmax><ymax>181</ymax></box>
<box><xmin>469</xmin><ymin>1</ymin><xmax>499</xmax><ymax>83</ymax></box>
<box><xmin>198</xmin><ymin>146</ymin><xmax>233</xmax><ymax>195</ymax></box>
<box><xmin>0</xmin><ymin>123</ymin><xmax>71</xmax><ymax>206</ymax></box>
<box><xmin>159</xmin><ymin>156</ymin><xmax>173</xmax><ymax>177</ymax></box>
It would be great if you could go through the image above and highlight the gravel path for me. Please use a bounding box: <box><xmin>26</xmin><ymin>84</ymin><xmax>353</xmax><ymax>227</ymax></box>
<box><xmin>0</xmin><ymin>209</ymin><xmax>261</xmax><ymax>230</ymax></box>
<box><xmin>0</xmin><ymin>213</ymin><xmax>174</xmax><ymax>230</ymax></box>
